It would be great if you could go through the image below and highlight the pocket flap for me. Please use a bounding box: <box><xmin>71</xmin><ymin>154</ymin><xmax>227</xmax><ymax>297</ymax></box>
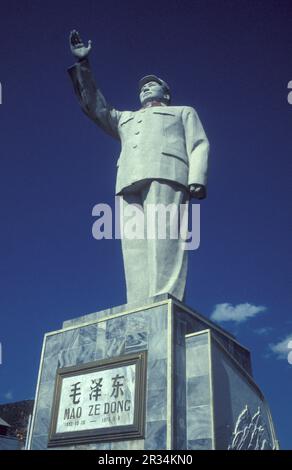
<box><xmin>161</xmin><ymin>148</ymin><xmax>189</xmax><ymax>166</ymax></box>
<box><xmin>119</xmin><ymin>116</ymin><xmax>134</xmax><ymax>126</ymax></box>
<box><xmin>152</xmin><ymin>111</ymin><xmax>176</xmax><ymax>117</ymax></box>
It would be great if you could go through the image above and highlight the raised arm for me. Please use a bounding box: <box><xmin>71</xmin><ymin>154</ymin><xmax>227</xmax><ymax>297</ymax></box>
<box><xmin>68</xmin><ymin>30</ymin><xmax>121</xmax><ymax>140</ymax></box>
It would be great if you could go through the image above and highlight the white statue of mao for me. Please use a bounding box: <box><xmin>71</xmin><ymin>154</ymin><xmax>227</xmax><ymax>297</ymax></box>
<box><xmin>68</xmin><ymin>30</ymin><xmax>210</xmax><ymax>303</ymax></box>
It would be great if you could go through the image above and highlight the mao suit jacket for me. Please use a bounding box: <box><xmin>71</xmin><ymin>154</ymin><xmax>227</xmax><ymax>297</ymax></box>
<box><xmin>68</xmin><ymin>58</ymin><xmax>210</xmax><ymax>195</ymax></box>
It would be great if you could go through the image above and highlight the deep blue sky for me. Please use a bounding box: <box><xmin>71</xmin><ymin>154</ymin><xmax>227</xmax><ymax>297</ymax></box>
<box><xmin>0</xmin><ymin>0</ymin><xmax>291</xmax><ymax>449</ymax></box>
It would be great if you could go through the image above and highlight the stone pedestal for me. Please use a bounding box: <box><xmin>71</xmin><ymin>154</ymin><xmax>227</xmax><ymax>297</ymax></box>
<box><xmin>28</xmin><ymin>294</ymin><xmax>278</xmax><ymax>450</ymax></box>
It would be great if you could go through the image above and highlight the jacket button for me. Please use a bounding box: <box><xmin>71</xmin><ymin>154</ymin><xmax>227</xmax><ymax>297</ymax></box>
<box><xmin>132</xmin><ymin>144</ymin><xmax>138</xmax><ymax>149</ymax></box>
<box><xmin>135</xmin><ymin>131</ymin><xmax>140</xmax><ymax>135</ymax></box>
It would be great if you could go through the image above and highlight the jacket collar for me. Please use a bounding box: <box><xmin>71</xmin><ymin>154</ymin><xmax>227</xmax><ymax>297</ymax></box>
<box><xmin>142</xmin><ymin>100</ymin><xmax>167</xmax><ymax>109</ymax></box>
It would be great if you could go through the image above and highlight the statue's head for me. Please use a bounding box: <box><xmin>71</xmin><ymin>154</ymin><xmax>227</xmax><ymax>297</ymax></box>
<box><xmin>139</xmin><ymin>75</ymin><xmax>171</xmax><ymax>107</ymax></box>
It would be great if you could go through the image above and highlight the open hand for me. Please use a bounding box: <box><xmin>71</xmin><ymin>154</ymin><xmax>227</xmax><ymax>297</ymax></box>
<box><xmin>69</xmin><ymin>30</ymin><xmax>92</xmax><ymax>60</ymax></box>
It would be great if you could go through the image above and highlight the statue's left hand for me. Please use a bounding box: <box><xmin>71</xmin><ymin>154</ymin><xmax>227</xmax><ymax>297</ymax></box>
<box><xmin>189</xmin><ymin>184</ymin><xmax>206</xmax><ymax>200</ymax></box>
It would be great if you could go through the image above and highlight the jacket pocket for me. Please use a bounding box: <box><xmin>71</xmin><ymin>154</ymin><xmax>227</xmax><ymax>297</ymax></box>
<box><xmin>152</xmin><ymin>111</ymin><xmax>176</xmax><ymax>117</ymax></box>
<box><xmin>153</xmin><ymin>111</ymin><xmax>177</xmax><ymax>119</ymax></box>
<box><xmin>161</xmin><ymin>148</ymin><xmax>189</xmax><ymax>167</ymax></box>
<box><xmin>119</xmin><ymin>116</ymin><xmax>134</xmax><ymax>127</ymax></box>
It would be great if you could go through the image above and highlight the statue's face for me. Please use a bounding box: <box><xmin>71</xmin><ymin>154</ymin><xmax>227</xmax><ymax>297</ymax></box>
<box><xmin>139</xmin><ymin>81</ymin><xmax>167</xmax><ymax>106</ymax></box>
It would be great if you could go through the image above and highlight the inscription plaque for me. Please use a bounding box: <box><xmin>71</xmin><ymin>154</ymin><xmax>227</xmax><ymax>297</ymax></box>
<box><xmin>48</xmin><ymin>352</ymin><xmax>147</xmax><ymax>446</ymax></box>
